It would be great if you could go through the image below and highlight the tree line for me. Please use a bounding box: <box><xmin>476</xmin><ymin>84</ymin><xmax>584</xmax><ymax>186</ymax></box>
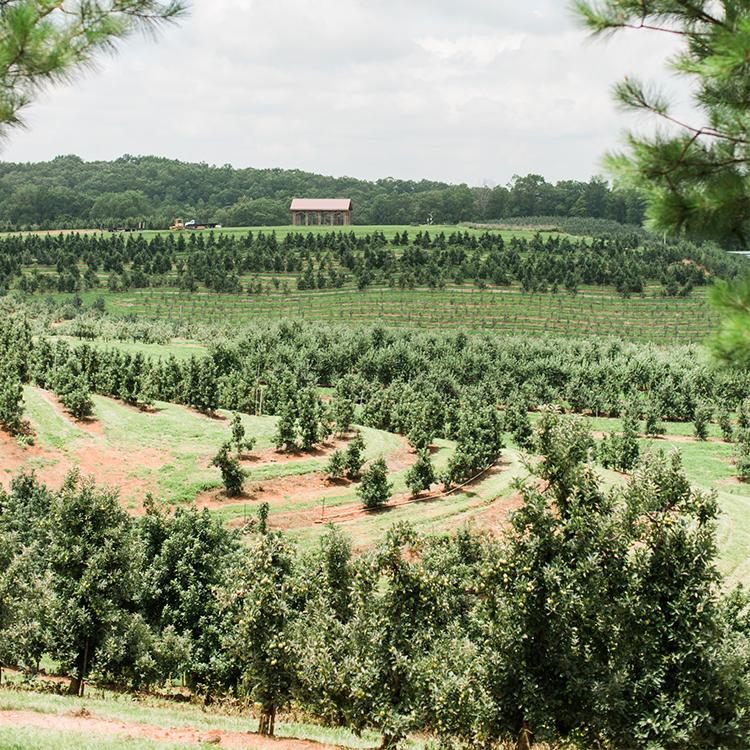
<box><xmin>3</xmin><ymin>226</ymin><xmax>744</xmax><ymax>299</ymax></box>
<box><xmin>0</xmin><ymin>155</ymin><xmax>646</xmax><ymax>230</ymax></box>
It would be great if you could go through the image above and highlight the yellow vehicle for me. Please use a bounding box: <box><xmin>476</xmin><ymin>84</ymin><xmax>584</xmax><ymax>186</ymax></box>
<box><xmin>170</xmin><ymin>218</ymin><xmax>185</xmax><ymax>231</ymax></box>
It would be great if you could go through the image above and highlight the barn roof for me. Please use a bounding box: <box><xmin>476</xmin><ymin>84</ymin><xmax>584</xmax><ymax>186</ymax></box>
<box><xmin>290</xmin><ymin>198</ymin><xmax>352</xmax><ymax>211</ymax></box>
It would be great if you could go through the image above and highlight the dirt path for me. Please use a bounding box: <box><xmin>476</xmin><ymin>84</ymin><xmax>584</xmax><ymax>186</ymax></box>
<box><xmin>0</xmin><ymin>709</ymin><xmax>351</xmax><ymax>750</ymax></box>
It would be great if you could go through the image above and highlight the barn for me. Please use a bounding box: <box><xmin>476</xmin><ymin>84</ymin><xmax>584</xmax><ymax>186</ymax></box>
<box><xmin>290</xmin><ymin>198</ymin><xmax>353</xmax><ymax>226</ymax></box>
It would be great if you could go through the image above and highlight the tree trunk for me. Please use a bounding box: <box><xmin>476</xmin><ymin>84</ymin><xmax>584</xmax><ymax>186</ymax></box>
<box><xmin>516</xmin><ymin>720</ymin><xmax>533</xmax><ymax>750</ymax></box>
<box><xmin>79</xmin><ymin>638</ymin><xmax>90</xmax><ymax>697</ymax></box>
<box><xmin>68</xmin><ymin>638</ymin><xmax>90</xmax><ymax>698</ymax></box>
<box><xmin>258</xmin><ymin>706</ymin><xmax>276</xmax><ymax>736</ymax></box>
<box><xmin>380</xmin><ymin>732</ymin><xmax>402</xmax><ymax>750</ymax></box>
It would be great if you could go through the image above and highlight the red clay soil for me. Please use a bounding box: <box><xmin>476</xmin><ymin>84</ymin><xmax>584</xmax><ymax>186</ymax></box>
<box><xmin>0</xmin><ymin>710</ymin><xmax>351</xmax><ymax>750</ymax></box>
<box><xmin>470</xmin><ymin>489</ymin><xmax>524</xmax><ymax>531</ymax></box>
<box><xmin>0</xmin><ymin>393</ymin><xmax>168</xmax><ymax>505</ymax></box>
<box><xmin>274</xmin><ymin>464</ymin><xmax>515</xmax><ymax>531</ymax></box>
<box><xmin>193</xmin><ymin>435</ymin><xmax>417</xmax><ymax>524</ymax></box>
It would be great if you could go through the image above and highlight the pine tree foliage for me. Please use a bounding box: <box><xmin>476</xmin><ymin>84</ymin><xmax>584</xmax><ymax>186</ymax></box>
<box><xmin>709</xmin><ymin>275</ymin><xmax>750</xmax><ymax>369</ymax></box>
<box><xmin>575</xmin><ymin>0</ymin><xmax>750</xmax><ymax>247</ymax></box>
<box><xmin>0</xmin><ymin>2</ymin><xmax>185</xmax><ymax>137</ymax></box>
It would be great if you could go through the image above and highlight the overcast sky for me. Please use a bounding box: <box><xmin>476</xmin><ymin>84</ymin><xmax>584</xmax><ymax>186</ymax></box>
<box><xmin>0</xmin><ymin>0</ymin><xmax>682</xmax><ymax>186</ymax></box>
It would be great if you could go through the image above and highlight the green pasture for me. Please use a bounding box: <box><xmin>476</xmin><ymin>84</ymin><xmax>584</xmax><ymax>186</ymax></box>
<box><xmin>54</xmin><ymin>284</ymin><xmax>717</xmax><ymax>344</ymax></box>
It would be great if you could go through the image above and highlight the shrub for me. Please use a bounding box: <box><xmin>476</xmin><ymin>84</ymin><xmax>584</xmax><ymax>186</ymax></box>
<box><xmin>643</xmin><ymin>399</ymin><xmax>665</xmax><ymax>437</ymax></box>
<box><xmin>325</xmin><ymin>449</ymin><xmax>347</xmax><ymax>481</ymax></box>
<box><xmin>0</xmin><ymin>358</ymin><xmax>23</xmax><ymax>434</ymax></box>
<box><xmin>344</xmin><ymin>430</ymin><xmax>366</xmax><ymax>480</ymax></box>
<box><xmin>405</xmin><ymin>449</ymin><xmax>435</xmax><ymax>497</ymax></box>
<box><xmin>717</xmin><ymin>408</ymin><xmax>734</xmax><ymax>443</ymax></box>
<box><xmin>331</xmin><ymin>396</ymin><xmax>355</xmax><ymax>436</ymax></box>
<box><xmin>693</xmin><ymin>401</ymin><xmax>712</xmax><ymax>441</ymax></box>
<box><xmin>53</xmin><ymin>357</ymin><xmax>93</xmax><ymax>420</ymax></box>
<box><xmin>599</xmin><ymin>407</ymin><xmax>639</xmax><ymax>472</ymax></box>
<box><xmin>736</xmin><ymin>430</ymin><xmax>750</xmax><ymax>482</ymax></box>
<box><xmin>357</xmin><ymin>458</ymin><xmax>391</xmax><ymax>510</ymax></box>
<box><xmin>211</xmin><ymin>442</ymin><xmax>246</xmax><ymax>497</ymax></box>
<box><xmin>503</xmin><ymin>394</ymin><xmax>534</xmax><ymax>449</ymax></box>
<box><xmin>231</xmin><ymin>411</ymin><xmax>255</xmax><ymax>456</ymax></box>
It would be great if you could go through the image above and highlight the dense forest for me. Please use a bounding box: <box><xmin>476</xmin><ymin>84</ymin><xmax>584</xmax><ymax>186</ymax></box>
<box><xmin>0</xmin><ymin>155</ymin><xmax>646</xmax><ymax>230</ymax></box>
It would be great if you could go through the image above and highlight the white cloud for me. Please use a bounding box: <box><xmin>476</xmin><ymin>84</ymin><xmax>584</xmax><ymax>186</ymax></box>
<box><xmin>417</xmin><ymin>34</ymin><xmax>526</xmax><ymax>66</ymax></box>
<box><xmin>0</xmin><ymin>0</ymin><xmax>686</xmax><ymax>185</ymax></box>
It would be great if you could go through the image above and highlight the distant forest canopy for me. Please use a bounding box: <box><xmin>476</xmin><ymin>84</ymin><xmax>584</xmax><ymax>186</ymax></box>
<box><xmin>0</xmin><ymin>154</ymin><xmax>646</xmax><ymax>230</ymax></box>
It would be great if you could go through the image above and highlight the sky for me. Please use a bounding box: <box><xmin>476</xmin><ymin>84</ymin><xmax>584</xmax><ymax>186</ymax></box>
<box><xmin>0</xmin><ymin>0</ymin><xmax>684</xmax><ymax>186</ymax></box>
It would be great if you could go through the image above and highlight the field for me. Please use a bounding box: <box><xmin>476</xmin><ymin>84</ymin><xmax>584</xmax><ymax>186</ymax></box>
<box><xmin>2</xmin><ymin>221</ymin><xmax>748</xmax><ymax>750</ymax></box>
<box><xmin>12</xmin><ymin>220</ymin><xmax>735</xmax><ymax>343</ymax></box>
<box><xmin>3</xmin><ymin>381</ymin><xmax>749</xmax><ymax>584</ymax></box>
<box><xmin>0</xmin><ymin>385</ymin><xmax>523</xmax><ymax>551</ymax></box>
<box><xmin>54</xmin><ymin>284</ymin><xmax>718</xmax><ymax>344</ymax></box>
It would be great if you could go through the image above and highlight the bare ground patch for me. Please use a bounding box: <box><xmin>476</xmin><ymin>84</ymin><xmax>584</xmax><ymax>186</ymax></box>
<box><xmin>193</xmin><ymin>434</ymin><xmax>417</xmax><ymax>524</ymax></box>
<box><xmin>0</xmin><ymin>709</ymin><xmax>349</xmax><ymax>750</ymax></box>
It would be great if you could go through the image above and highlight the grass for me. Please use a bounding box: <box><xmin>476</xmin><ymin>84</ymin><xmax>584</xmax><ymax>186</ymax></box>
<box><xmin>11</xmin><ymin>388</ymin><xmax>410</xmax><ymax>510</ymax></box>
<box><xmin>12</xmin><ymin>383</ymin><xmax>750</xmax><ymax>584</ymax></box>
<box><xmin>57</xmin><ymin>284</ymin><xmax>718</xmax><ymax>345</ymax></box>
<box><xmin>0</xmin><ymin>688</ymin><xmax>383</xmax><ymax>749</ymax></box>
<box><xmin>50</xmin><ymin>335</ymin><xmax>207</xmax><ymax>362</ymax></box>
<box><xmin>0</xmin><ymin>726</ymin><xmax>199</xmax><ymax>750</ymax></box>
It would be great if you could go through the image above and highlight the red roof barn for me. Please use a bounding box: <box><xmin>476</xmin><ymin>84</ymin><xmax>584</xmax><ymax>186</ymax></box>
<box><xmin>290</xmin><ymin>198</ymin><xmax>352</xmax><ymax>226</ymax></box>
